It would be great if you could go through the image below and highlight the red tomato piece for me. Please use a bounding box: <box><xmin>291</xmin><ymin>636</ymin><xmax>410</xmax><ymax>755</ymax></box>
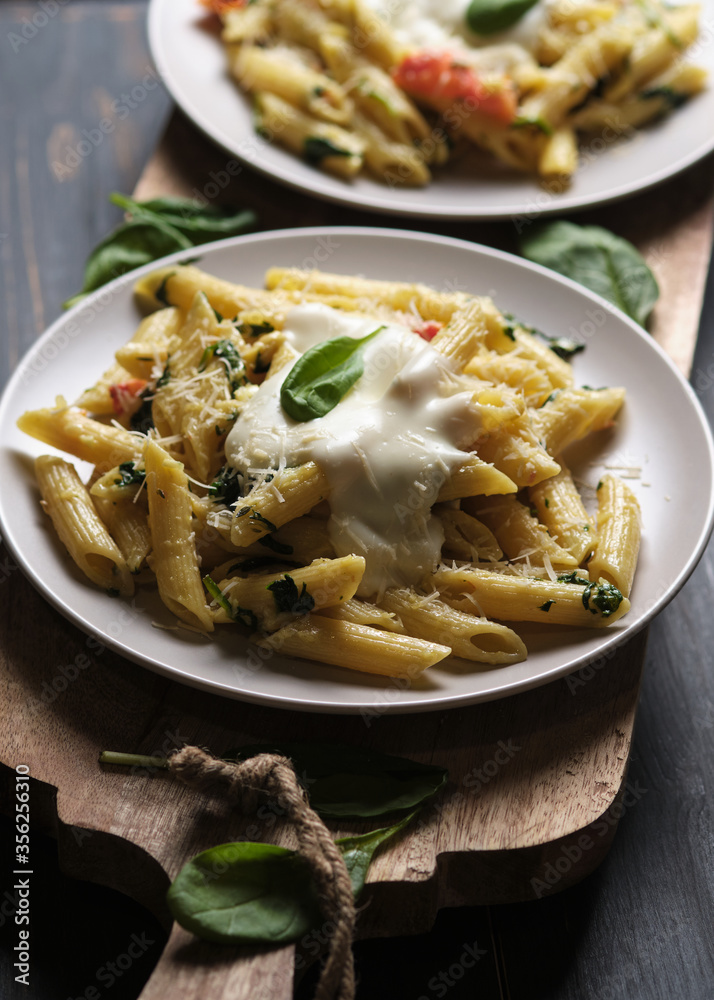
<box><xmin>199</xmin><ymin>0</ymin><xmax>247</xmax><ymax>16</ymax></box>
<box><xmin>109</xmin><ymin>379</ymin><xmax>147</xmax><ymax>415</ymax></box>
<box><xmin>393</xmin><ymin>50</ymin><xmax>517</xmax><ymax>125</ymax></box>
<box><xmin>416</xmin><ymin>320</ymin><xmax>443</xmax><ymax>342</ymax></box>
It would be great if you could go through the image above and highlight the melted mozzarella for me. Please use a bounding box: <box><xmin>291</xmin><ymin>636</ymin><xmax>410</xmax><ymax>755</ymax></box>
<box><xmin>225</xmin><ymin>305</ymin><xmax>481</xmax><ymax>598</ymax></box>
<box><xmin>363</xmin><ymin>0</ymin><xmax>549</xmax><ymax>57</ymax></box>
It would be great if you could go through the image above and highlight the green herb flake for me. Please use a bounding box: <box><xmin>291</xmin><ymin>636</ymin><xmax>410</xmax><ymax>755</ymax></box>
<box><xmin>233</xmin><ymin>605</ymin><xmax>259</xmax><ymax>629</ymax></box>
<box><xmin>640</xmin><ymin>85</ymin><xmax>688</xmax><ymax>109</ymax></box>
<box><xmin>512</xmin><ymin>115</ymin><xmax>553</xmax><ymax>135</ymax></box>
<box><xmin>544</xmin><ymin>498</ymin><xmax>550</xmax><ymax>508</ymax></box>
<box><xmin>114</xmin><ymin>462</ymin><xmax>146</xmax><ymax>487</ymax></box>
<box><xmin>304</xmin><ymin>136</ymin><xmax>352</xmax><ymax>165</ymax></box>
<box><xmin>209</xmin><ymin>466</ymin><xmax>243</xmax><ymax>507</ymax></box>
<box><xmin>557</xmin><ymin>571</ymin><xmax>590</xmax><ymax>586</ymax></box>
<box><xmin>267</xmin><ymin>574</ymin><xmax>315</xmax><ymax>615</ymax></box>
<box><xmin>253</xmin><ymin>350</ymin><xmax>271</xmax><ymax>375</ymax></box>
<box><xmin>156</xmin><ymin>361</ymin><xmax>171</xmax><ymax>389</ymax></box>
<box><xmin>156</xmin><ymin>489</ymin><xmax>165</xmax><ymax>499</ymax></box>
<box><xmin>154</xmin><ymin>272</ymin><xmax>176</xmax><ymax>307</ymax></box>
<box><xmin>250</xmin><ymin>511</ymin><xmax>277</xmax><ymax>533</ymax></box>
<box><xmin>237</xmin><ymin>320</ymin><xmax>275</xmax><ymax>338</ymax></box>
<box><xmin>259</xmin><ymin>534</ymin><xmax>294</xmax><ymax>556</ymax></box>
<box><xmin>539</xmin><ymin>600</ymin><xmax>555</xmax><ymax>612</ymax></box>
<box><xmin>582</xmin><ymin>580</ymin><xmax>624</xmax><ymax>617</ymax></box>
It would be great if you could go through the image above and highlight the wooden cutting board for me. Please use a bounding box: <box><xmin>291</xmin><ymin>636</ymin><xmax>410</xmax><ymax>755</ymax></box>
<box><xmin>1</xmin><ymin>112</ymin><xmax>712</xmax><ymax>998</ymax></box>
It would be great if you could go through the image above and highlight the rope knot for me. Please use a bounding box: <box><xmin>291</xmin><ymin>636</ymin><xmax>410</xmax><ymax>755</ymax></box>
<box><xmin>168</xmin><ymin>744</ymin><xmax>356</xmax><ymax>1000</ymax></box>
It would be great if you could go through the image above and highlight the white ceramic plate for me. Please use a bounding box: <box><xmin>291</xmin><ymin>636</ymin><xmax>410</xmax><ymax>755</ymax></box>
<box><xmin>148</xmin><ymin>0</ymin><xmax>714</xmax><ymax>220</ymax></box>
<box><xmin>1</xmin><ymin>228</ymin><xmax>713</xmax><ymax>713</ymax></box>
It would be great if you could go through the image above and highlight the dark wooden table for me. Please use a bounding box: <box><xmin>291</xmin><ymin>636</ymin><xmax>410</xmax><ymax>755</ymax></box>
<box><xmin>2</xmin><ymin>2</ymin><xmax>714</xmax><ymax>998</ymax></box>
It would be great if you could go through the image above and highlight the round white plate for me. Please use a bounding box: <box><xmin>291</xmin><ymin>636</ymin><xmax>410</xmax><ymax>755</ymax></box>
<box><xmin>2</xmin><ymin>228</ymin><xmax>713</xmax><ymax>713</ymax></box>
<box><xmin>148</xmin><ymin>0</ymin><xmax>714</xmax><ymax>220</ymax></box>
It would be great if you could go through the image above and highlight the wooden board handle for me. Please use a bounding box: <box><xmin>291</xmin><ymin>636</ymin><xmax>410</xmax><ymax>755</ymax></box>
<box><xmin>138</xmin><ymin>925</ymin><xmax>295</xmax><ymax>1000</ymax></box>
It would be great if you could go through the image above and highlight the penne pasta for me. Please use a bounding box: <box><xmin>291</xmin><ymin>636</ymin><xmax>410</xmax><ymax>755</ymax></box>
<box><xmin>35</xmin><ymin>456</ymin><xmax>134</xmax><ymax>597</ymax></box>
<box><xmin>21</xmin><ymin>264</ymin><xmax>638</xmax><ymax>680</ymax></box>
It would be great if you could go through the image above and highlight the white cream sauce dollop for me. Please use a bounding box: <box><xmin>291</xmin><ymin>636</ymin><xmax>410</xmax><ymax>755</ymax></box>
<box><xmin>225</xmin><ymin>304</ymin><xmax>482</xmax><ymax>598</ymax></box>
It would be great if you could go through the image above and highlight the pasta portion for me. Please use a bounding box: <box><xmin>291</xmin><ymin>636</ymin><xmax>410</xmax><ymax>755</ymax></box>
<box><xmin>19</xmin><ymin>263</ymin><xmax>640</xmax><ymax>679</ymax></box>
<box><xmin>202</xmin><ymin>0</ymin><xmax>706</xmax><ymax>184</ymax></box>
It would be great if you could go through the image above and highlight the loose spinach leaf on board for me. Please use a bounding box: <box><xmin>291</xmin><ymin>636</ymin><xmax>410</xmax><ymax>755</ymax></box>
<box><xmin>110</xmin><ymin>193</ymin><xmax>256</xmax><ymax>243</ymax></box>
<box><xmin>64</xmin><ymin>220</ymin><xmax>192</xmax><ymax>309</ymax></box>
<box><xmin>519</xmin><ymin>221</ymin><xmax>659</xmax><ymax>327</ymax></box>
<box><xmin>166</xmin><ymin>812</ymin><xmax>416</xmax><ymax>945</ymax></box>
<box><xmin>280</xmin><ymin>327</ymin><xmax>384</xmax><ymax>422</ymax></box>
<box><xmin>224</xmin><ymin>742</ymin><xmax>448</xmax><ymax>818</ymax></box>
<box><xmin>466</xmin><ymin>0</ymin><xmax>539</xmax><ymax>34</ymax></box>
<box><xmin>64</xmin><ymin>194</ymin><xmax>256</xmax><ymax>308</ymax></box>
<box><xmin>337</xmin><ymin>811</ymin><xmax>416</xmax><ymax>898</ymax></box>
<box><xmin>167</xmin><ymin>842</ymin><xmax>322</xmax><ymax>945</ymax></box>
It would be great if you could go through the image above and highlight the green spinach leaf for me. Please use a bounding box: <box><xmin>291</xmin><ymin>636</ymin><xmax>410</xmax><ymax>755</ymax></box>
<box><xmin>224</xmin><ymin>742</ymin><xmax>448</xmax><ymax>818</ymax></box>
<box><xmin>280</xmin><ymin>327</ymin><xmax>384</xmax><ymax>422</ymax></box>
<box><xmin>167</xmin><ymin>842</ymin><xmax>322</xmax><ymax>945</ymax></box>
<box><xmin>267</xmin><ymin>574</ymin><xmax>315</xmax><ymax>615</ymax></box>
<box><xmin>110</xmin><ymin>193</ymin><xmax>256</xmax><ymax>244</ymax></box>
<box><xmin>64</xmin><ymin>220</ymin><xmax>192</xmax><ymax>308</ymax></box>
<box><xmin>65</xmin><ymin>194</ymin><xmax>256</xmax><ymax>308</ymax></box>
<box><xmin>337</xmin><ymin>811</ymin><xmax>415</xmax><ymax>898</ymax></box>
<box><xmin>519</xmin><ymin>221</ymin><xmax>659</xmax><ymax>327</ymax></box>
<box><xmin>113</xmin><ymin>461</ymin><xmax>146</xmax><ymax>487</ymax></box>
<box><xmin>466</xmin><ymin>0</ymin><xmax>540</xmax><ymax>34</ymax></box>
<box><xmin>303</xmin><ymin>137</ymin><xmax>352</xmax><ymax>165</ymax></box>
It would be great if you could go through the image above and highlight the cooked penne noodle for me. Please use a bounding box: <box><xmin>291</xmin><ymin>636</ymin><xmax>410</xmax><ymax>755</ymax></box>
<box><xmin>230</xmin><ymin>463</ymin><xmax>330</xmax><ymax>547</ymax></box>
<box><xmin>435</xmin><ymin>566</ymin><xmax>631</xmax><ymax>626</ymax></box>
<box><xmin>587</xmin><ymin>474</ymin><xmax>641</xmax><ymax>597</ymax></box>
<box><xmin>94</xmin><ymin>496</ymin><xmax>152</xmax><ymax>575</ymax></box>
<box><xmin>254</xmin><ymin>615</ymin><xmax>451</xmax><ymax>679</ymax></box>
<box><xmin>465</xmin><ymin>494</ymin><xmax>579</xmax><ymax>569</ymax></box>
<box><xmin>528</xmin><ymin>460</ymin><xmax>596</xmax><ymax>563</ymax></box>
<box><xmin>144</xmin><ymin>438</ymin><xmax>214</xmax><ymax>631</ymax></box>
<box><xmin>379</xmin><ymin>589</ymin><xmax>527</xmax><ymax>664</ymax></box>
<box><xmin>35</xmin><ymin>455</ymin><xmax>134</xmax><ymax>597</ymax></box>
<box><xmin>18</xmin><ymin>405</ymin><xmax>141</xmax><ymax>471</ymax></box>
<box><xmin>210</xmin><ymin>555</ymin><xmax>365</xmax><ymax>630</ymax></box>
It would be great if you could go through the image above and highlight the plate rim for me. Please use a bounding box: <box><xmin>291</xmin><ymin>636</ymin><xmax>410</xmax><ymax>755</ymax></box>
<box><xmin>147</xmin><ymin>0</ymin><xmax>714</xmax><ymax>221</ymax></box>
<box><xmin>3</xmin><ymin>224</ymin><xmax>714</xmax><ymax>713</ymax></box>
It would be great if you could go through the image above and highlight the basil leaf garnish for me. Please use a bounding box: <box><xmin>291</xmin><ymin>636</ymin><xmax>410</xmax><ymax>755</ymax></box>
<box><xmin>224</xmin><ymin>742</ymin><xmax>448</xmax><ymax>818</ymax></box>
<box><xmin>519</xmin><ymin>221</ymin><xmax>659</xmax><ymax>327</ymax></box>
<box><xmin>280</xmin><ymin>327</ymin><xmax>384</xmax><ymax>422</ymax></box>
<box><xmin>466</xmin><ymin>0</ymin><xmax>539</xmax><ymax>34</ymax></box>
